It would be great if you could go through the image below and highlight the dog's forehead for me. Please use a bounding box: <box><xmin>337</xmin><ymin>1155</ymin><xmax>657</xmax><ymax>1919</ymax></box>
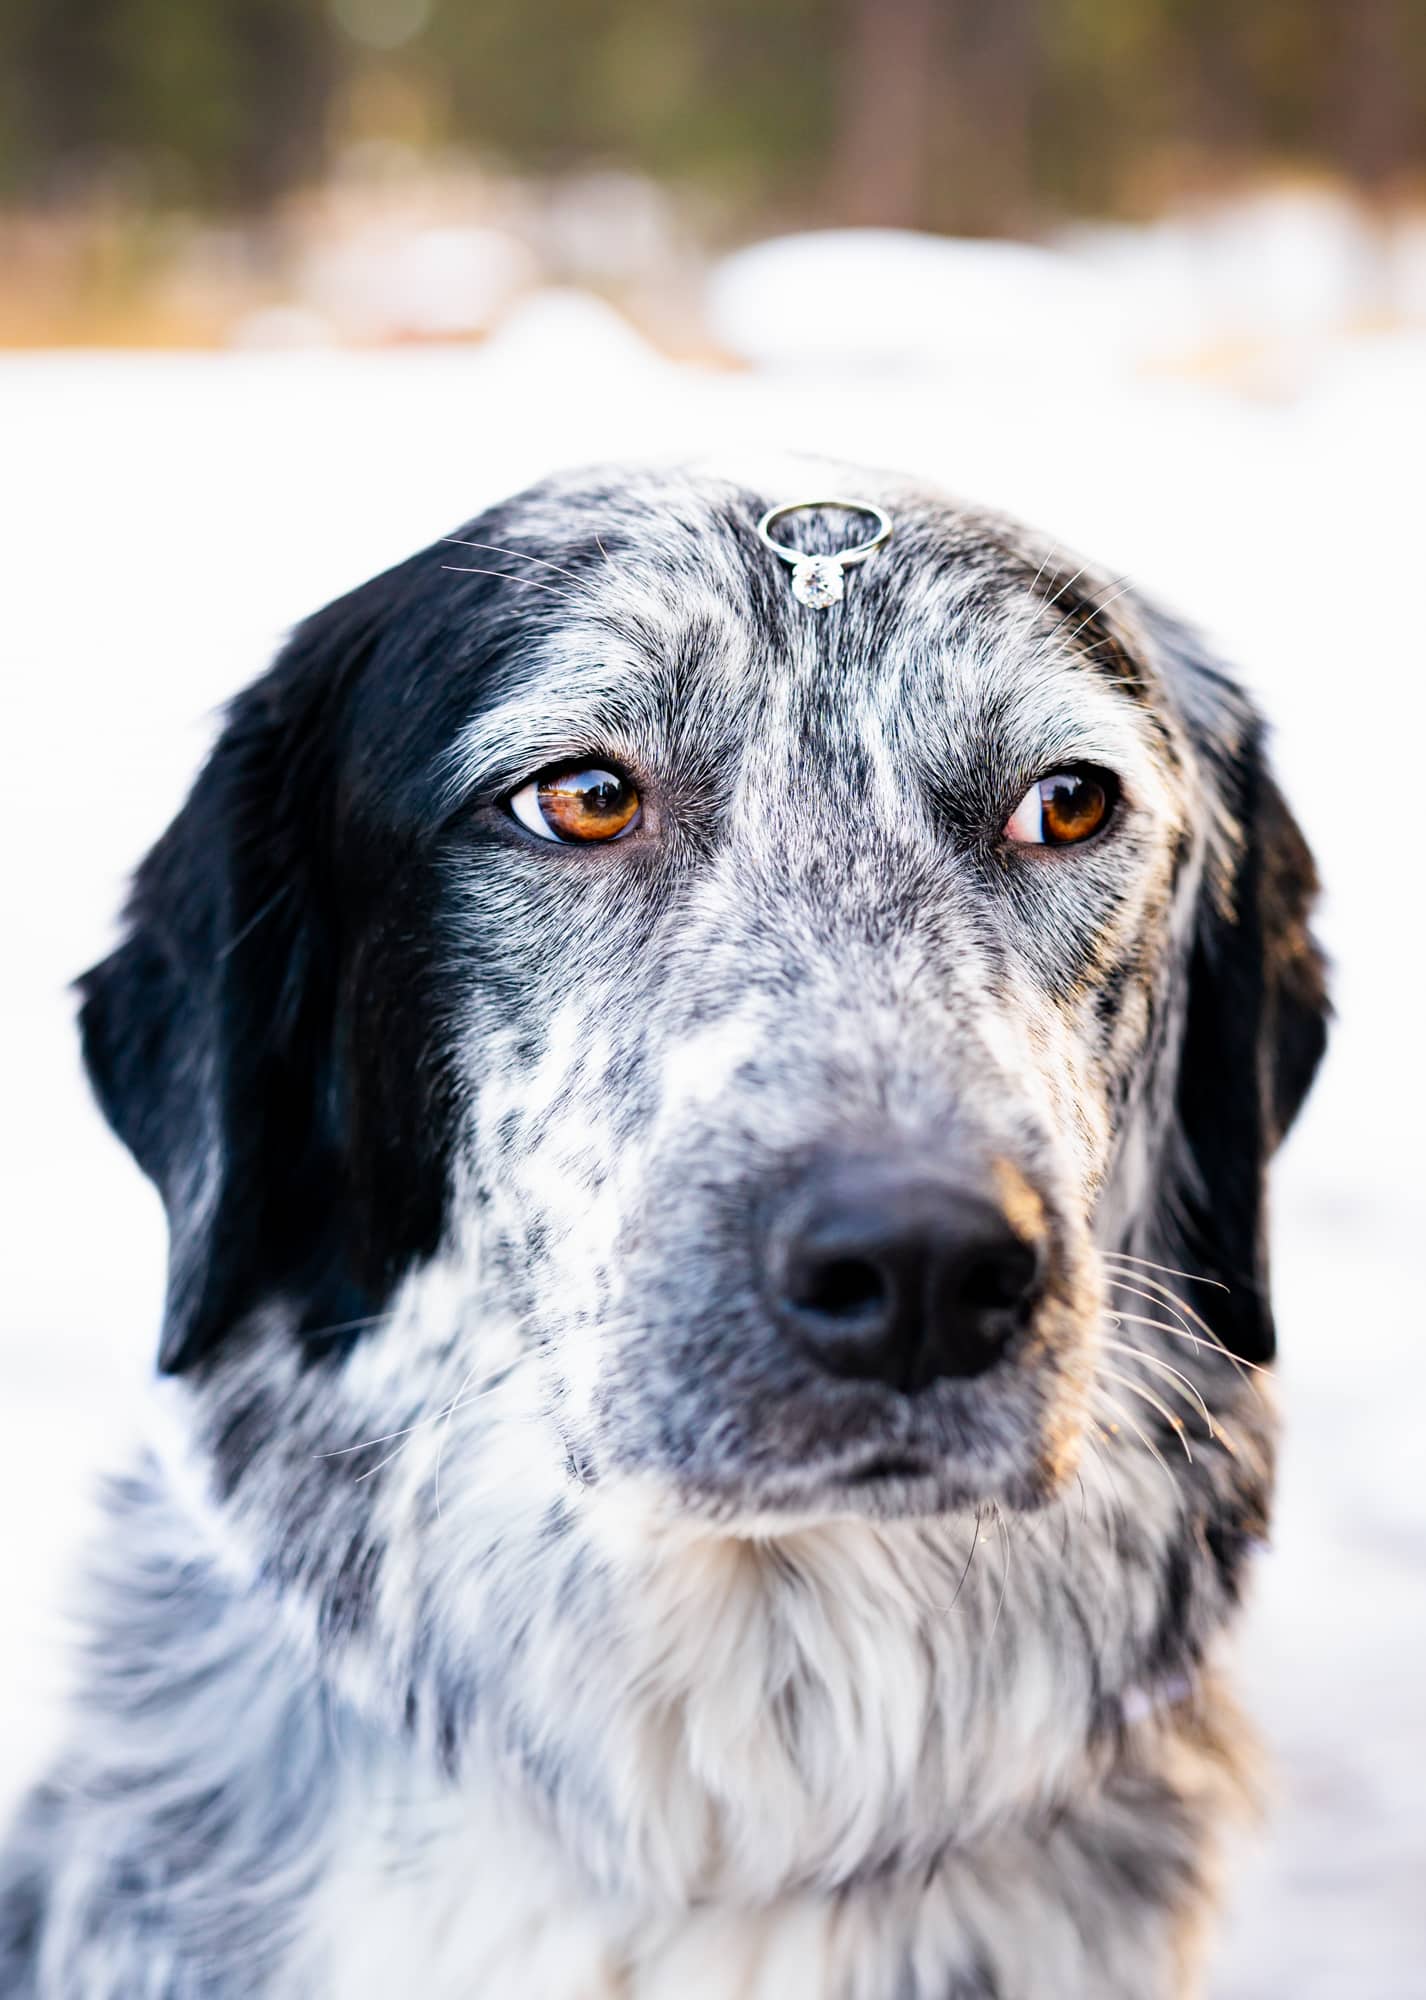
<box><xmin>444</xmin><ymin>465</ymin><xmax>1160</xmax><ymax>784</ymax></box>
<box><xmin>499</xmin><ymin>461</ymin><xmax>1042</xmax><ymax>631</ymax></box>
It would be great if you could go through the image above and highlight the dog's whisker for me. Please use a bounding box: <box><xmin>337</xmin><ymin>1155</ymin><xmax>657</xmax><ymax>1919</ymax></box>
<box><xmin>986</xmin><ymin>1505</ymin><xmax>1013</xmax><ymax>1647</ymax></box>
<box><xmin>939</xmin><ymin>1508</ymin><xmax>982</xmax><ymax>1617</ymax></box>
<box><xmin>1063</xmin><ymin>579</ymin><xmax>1135</xmax><ymax>649</ymax></box>
<box><xmin>1108</xmin><ymin>1306</ymin><xmax>1272</xmax><ymax>1382</ymax></box>
<box><xmin>1101</xmin><ymin>1274</ymin><xmax>1232</xmax><ymax>1369</ymax></box>
<box><xmin>1037</xmin><ymin>560</ymin><xmax>1091</xmax><ymax>614</ymax></box>
<box><xmin>1059</xmin><ymin>1478</ymin><xmax>1079</xmax><ymax>1559</ymax></box>
<box><xmin>441</xmin><ymin>538</ymin><xmax>588</xmax><ymax>588</ymax></box>
<box><xmin>440</xmin><ymin>564</ymin><xmax>583</xmax><ymax>603</ymax></box>
<box><xmin>300</xmin><ymin>1311</ymin><xmax>397</xmax><ymax>1351</ymax></box>
<box><xmin>1101</xmin><ymin>1336</ymin><xmax>1217</xmax><ymax>1436</ymax></box>
<box><xmin>1098</xmin><ymin>1368</ymin><xmax>1194</xmax><ymax>1462</ymax></box>
<box><xmin>1105</xmin><ymin>1305</ymin><xmax>1206</xmax><ymax>1348</ymax></box>
<box><xmin>422</xmin><ymin>1397</ymin><xmax>586</xmax><ymax>1518</ymax></box>
<box><xmin>1016</xmin><ymin>1493</ymin><xmax>1058</xmax><ymax>1555</ymax></box>
<box><xmin>1093</xmin><ymin>1395</ymin><xmax>1182</xmax><ymax>1502</ymax></box>
<box><xmin>435</xmin><ymin>1358</ymin><xmax>516</xmax><ymax>1519</ymax></box>
<box><xmin>1103</xmin><ymin>1261</ymin><xmax>1251</xmax><ymax>1372</ymax></box>
<box><xmin>1104</xmin><ymin>1251</ymin><xmax>1230</xmax><ymax>1292</ymax></box>
<box><xmin>1005</xmin><ymin>549</ymin><xmax>1064</xmax><ymax>654</ymax></box>
<box><xmin>319</xmin><ymin>1421</ymin><xmax>428</xmax><ymax>1459</ymax></box>
<box><xmin>352</xmin><ymin>1444</ymin><xmax>413</xmax><ymax>1484</ymax></box>
<box><xmin>325</xmin><ymin>1363</ymin><xmax>517</xmax><ymax>1472</ymax></box>
<box><xmin>1103</xmin><ymin>1274</ymin><xmax>1203</xmax><ymax>1337</ymax></box>
<box><xmin>216</xmin><ymin>883</ymin><xmax>292</xmax><ymax>962</ymax></box>
<box><xmin>1078</xmin><ymin>1430</ymin><xmax>1130</xmax><ymax>1542</ymax></box>
<box><xmin>1105</xmin><ymin>1334</ymin><xmax>1268</xmax><ymax>1479</ymax></box>
<box><xmin>1106</xmin><ymin>1268</ymin><xmax>1271</xmax><ymax>1390</ymax></box>
<box><xmin>1104</xmin><ymin>1268</ymin><xmax>1248</xmax><ymax>1357</ymax></box>
<box><xmin>1025</xmin><ymin>541</ymin><xmax>1060</xmax><ymax>600</ymax></box>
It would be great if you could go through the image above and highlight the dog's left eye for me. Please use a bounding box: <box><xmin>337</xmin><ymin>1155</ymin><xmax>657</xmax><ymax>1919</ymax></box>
<box><xmin>1004</xmin><ymin>767</ymin><xmax>1117</xmax><ymax>846</ymax></box>
<box><xmin>509</xmin><ymin>765</ymin><xmax>642</xmax><ymax>844</ymax></box>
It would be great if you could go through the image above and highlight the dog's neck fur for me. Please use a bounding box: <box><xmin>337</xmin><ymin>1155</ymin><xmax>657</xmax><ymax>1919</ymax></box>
<box><xmin>25</xmin><ymin>1426</ymin><xmax>1250</xmax><ymax>2000</ymax></box>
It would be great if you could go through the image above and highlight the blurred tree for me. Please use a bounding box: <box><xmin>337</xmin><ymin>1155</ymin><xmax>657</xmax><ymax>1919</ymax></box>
<box><xmin>2</xmin><ymin>0</ymin><xmax>334</xmax><ymax>205</ymax></box>
<box><xmin>940</xmin><ymin>0</ymin><xmax>1038</xmax><ymax>232</ymax></box>
<box><xmin>226</xmin><ymin>0</ymin><xmax>338</xmax><ymax>207</ymax></box>
<box><xmin>0</xmin><ymin>0</ymin><xmax>1421</xmax><ymax>223</ymax></box>
<box><xmin>3</xmin><ymin>0</ymin><xmax>126</xmax><ymax>196</ymax></box>
<box><xmin>829</xmin><ymin>0</ymin><xmax>939</xmax><ymax>228</ymax></box>
<box><xmin>1331</xmin><ymin>0</ymin><xmax>1415</xmax><ymax>190</ymax></box>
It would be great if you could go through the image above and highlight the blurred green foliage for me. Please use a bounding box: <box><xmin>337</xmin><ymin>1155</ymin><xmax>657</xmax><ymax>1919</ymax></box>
<box><xmin>0</xmin><ymin>0</ymin><xmax>1422</xmax><ymax>228</ymax></box>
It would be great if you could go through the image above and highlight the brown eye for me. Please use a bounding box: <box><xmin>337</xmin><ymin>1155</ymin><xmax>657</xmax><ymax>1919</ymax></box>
<box><xmin>510</xmin><ymin>765</ymin><xmax>641</xmax><ymax>844</ymax></box>
<box><xmin>1004</xmin><ymin>768</ymin><xmax>1116</xmax><ymax>846</ymax></box>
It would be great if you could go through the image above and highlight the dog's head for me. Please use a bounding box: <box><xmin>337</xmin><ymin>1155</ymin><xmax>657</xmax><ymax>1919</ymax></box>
<box><xmin>80</xmin><ymin>464</ymin><xmax>1326</xmax><ymax>1557</ymax></box>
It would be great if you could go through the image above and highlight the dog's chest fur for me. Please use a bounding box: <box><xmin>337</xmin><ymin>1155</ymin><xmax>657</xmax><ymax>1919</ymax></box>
<box><xmin>273</xmin><ymin>1488</ymin><xmax>1226</xmax><ymax>2000</ymax></box>
<box><xmin>305</xmin><ymin>1783</ymin><xmax>1191</xmax><ymax>2000</ymax></box>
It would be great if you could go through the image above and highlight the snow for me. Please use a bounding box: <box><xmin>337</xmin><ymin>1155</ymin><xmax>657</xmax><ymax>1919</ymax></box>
<box><xmin>293</xmin><ymin>223</ymin><xmax>538</xmax><ymax>343</ymax></box>
<box><xmin>2</xmin><ymin>230</ymin><xmax>1423</xmax><ymax>1993</ymax></box>
<box><xmin>709</xmin><ymin>229</ymin><xmax>1133</xmax><ymax>376</ymax></box>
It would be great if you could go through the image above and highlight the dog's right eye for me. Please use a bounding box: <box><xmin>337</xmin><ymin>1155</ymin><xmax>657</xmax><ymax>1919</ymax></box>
<box><xmin>508</xmin><ymin>765</ymin><xmax>642</xmax><ymax>844</ymax></box>
<box><xmin>1004</xmin><ymin>767</ymin><xmax>1117</xmax><ymax>847</ymax></box>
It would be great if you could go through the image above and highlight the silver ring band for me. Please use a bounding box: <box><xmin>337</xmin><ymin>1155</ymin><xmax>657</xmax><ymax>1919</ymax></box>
<box><xmin>756</xmin><ymin>497</ymin><xmax>893</xmax><ymax>569</ymax></box>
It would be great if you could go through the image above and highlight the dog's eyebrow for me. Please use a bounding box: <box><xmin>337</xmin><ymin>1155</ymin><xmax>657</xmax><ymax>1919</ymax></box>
<box><xmin>1029</xmin><ymin>563</ymin><xmax>1154</xmax><ymax>704</ymax></box>
<box><xmin>439</xmin><ymin>672</ymin><xmax>651</xmax><ymax>809</ymax></box>
<box><xmin>436</xmin><ymin>584</ymin><xmax>756</xmax><ymax>810</ymax></box>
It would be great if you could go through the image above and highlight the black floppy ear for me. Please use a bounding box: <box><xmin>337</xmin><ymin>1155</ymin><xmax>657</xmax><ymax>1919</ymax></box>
<box><xmin>77</xmin><ymin>582</ymin><xmax>387</xmax><ymax>1374</ymax></box>
<box><xmin>1170</xmin><ymin>685</ymin><xmax>1329</xmax><ymax>1364</ymax></box>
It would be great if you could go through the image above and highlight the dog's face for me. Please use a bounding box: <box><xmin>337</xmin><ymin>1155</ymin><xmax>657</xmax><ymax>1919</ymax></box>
<box><xmin>79</xmin><ymin>464</ymin><xmax>1326</xmax><ymax>1728</ymax></box>
<box><xmin>431</xmin><ymin>488</ymin><xmax>1197</xmax><ymax>1525</ymax></box>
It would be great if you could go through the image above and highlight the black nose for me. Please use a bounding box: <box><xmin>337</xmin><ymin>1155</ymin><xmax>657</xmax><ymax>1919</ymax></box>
<box><xmin>766</xmin><ymin>1161</ymin><xmax>1046</xmax><ymax>1393</ymax></box>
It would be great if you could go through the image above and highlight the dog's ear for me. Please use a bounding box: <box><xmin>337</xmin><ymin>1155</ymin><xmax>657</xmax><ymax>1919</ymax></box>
<box><xmin>77</xmin><ymin>580</ymin><xmax>391</xmax><ymax>1374</ymax></box>
<box><xmin>1157</xmin><ymin>628</ymin><xmax>1330</xmax><ymax>1363</ymax></box>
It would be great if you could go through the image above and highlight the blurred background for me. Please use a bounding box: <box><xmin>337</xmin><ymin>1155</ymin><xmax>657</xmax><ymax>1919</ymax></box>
<box><xmin>2</xmin><ymin>0</ymin><xmax>1426</xmax><ymax>358</ymax></box>
<box><xmin>1</xmin><ymin>5</ymin><xmax>1423</xmax><ymax>1997</ymax></box>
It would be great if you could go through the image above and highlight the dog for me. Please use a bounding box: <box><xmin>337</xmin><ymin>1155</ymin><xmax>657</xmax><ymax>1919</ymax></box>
<box><xmin>0</xmin><ymin>461</ymin><xmax>1327</xmax><ymax>1998</ymax></box>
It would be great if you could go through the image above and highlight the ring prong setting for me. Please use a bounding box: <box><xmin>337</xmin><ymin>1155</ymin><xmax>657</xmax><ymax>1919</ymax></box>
<box><xmin>790</xmin><ymin>556</ymin><xmax>846</xmax><ymax>609</ymax></box>
<box><xmin>756</xmin><ymin>497</ymin><xmax>893</xmax><ymax>612</ymax></box>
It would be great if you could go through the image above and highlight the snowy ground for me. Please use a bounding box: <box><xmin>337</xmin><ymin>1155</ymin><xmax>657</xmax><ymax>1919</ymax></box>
<box><xmin>2</xmin><ymin>237</ymin><xmax>1424</xmax><ymax>1994</ymax></box>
